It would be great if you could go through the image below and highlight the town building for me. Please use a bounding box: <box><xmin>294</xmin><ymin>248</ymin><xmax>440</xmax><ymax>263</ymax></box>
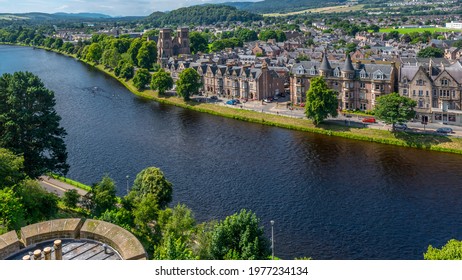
<box><xmin>399</xmin><ymin>58</ymin><xmax>462</xmax><ymax>125</ymax></box>
<box><xmin>290</xmin><ymin>53</ymin><xmax>398</xmax><ymax>111</ymax></box>
<box><xmin>157</xmin><ymin>28</ymin><xmax>191</xmax><ymax>65</ymax></box>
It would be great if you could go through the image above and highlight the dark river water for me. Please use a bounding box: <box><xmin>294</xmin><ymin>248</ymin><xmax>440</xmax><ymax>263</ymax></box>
<box><xmin>1</xmin><ymin>45</ymin><xmax>462</xmax><ymax>260</ymax></box>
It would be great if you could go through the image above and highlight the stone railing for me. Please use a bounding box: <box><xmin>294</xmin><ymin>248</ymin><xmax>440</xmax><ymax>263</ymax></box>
<box><xmin>0</xmin><ymin>218</ymin><xmax>147</xmax><ymax>260</ymax></box>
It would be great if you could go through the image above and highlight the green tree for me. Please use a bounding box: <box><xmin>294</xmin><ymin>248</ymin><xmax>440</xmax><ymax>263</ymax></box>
<box><xmin>0</xmin><ymin>72</ymin><xmax>68</xmax><ymax>177</ymax></box>
<box><xmin>154</xmin><ymin>204</ymin><xmax>197</xmax><ymax>260</ymax></box>
<box><xmin>304</xmin><ymin>77</ymin><xmax>338</xmax><ymax>125</ymax></box>
<box><xmin>345</xmin><ymin>42</ymin><xmax>357</xmax><ymax>54</ymax></box>
<box><xmin>151</xmin><ymin>68</ymin><xmax>174</xmax><ymax>95</ymax></box>
<box><xmin>137</xmin><ymin>41</ymin><xmax>157</xmax><ymax>69</ymax></box>
<box><xmin>211</xmin><ymin>209</ymin><xmax>270</xmax><ymax>260</ymax></box>
<box><xmin>102</xmin><ymin>48</ymin><xmax>121</xmax><ymax>69</ymax></box>
<box><xmin>85</xmin><ymin>42</ymin><xmax>103</xmax><ymax>63</ymax></box>
<box><xmin>90</xmin><ymin>175</ymin><xmax>117</xmax><ymax>216</ymax></box>
<box><xmin>417</xmin><ymin>47</ymin><xmax>444</xmax><ymax>58</ymax></box>
<box><xmin>0</xmin><ymin>188</ymin><xmax>25</xmax><ymax>232</ymax></box>
<box><xmin>189</xmin><ymin>32</ymin><xmax>209</xmax><ymax>54</ymax></box>
<box><xmin>63</xmin><ymin>189</ymin><xmax>80</xmax><ymax>208</ymax></box>
<box><xmin>127</xmin><ymin>38</ymin><xmax>143</xmax><ymax>65</ymax></box>
<box><xmin>16</xmin><ymin>179</ymin><xmax>58</xmax><ymax>224</ymax></box>
<box><xmin>176</xmin><ymin>68</ymin><xmax>202</xmax><ymax>101</ymax></box>
<box><xmin>374</xmin><ymin>92</ymin><xmax>416</xmax><ymax>130</ymax></box>
<box><xmin>0</xmin><ymin>148</ymin><xmax>25</xmax><ymax>188</ymax></box>
<box><xmin>128</xmin><ymin>166</ymin><xmax>172</xmax><ymax>209</ymax></box>
<box><xmin>424</xmin><ymin>239</ymin><xmax>462</xmax><ymax>260</ymax></box>
<box><xmin>133</xmin><ymin>69</ymin><xmax>151</xmax><ymax>90</ymax></box>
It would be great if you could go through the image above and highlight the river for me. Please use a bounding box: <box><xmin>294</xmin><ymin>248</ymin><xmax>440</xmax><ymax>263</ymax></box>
<box><xmin>1</xmin><ymin>45</ymin><xmax>462</xmax><ymax>260</ymax></box>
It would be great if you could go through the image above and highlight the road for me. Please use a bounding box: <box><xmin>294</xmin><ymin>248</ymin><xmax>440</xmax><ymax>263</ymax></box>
<box><xmin>195</xmin><ymin>94</ymin><xmax>462</xmax><ymax>137</ymax></box>
<box><xmin>38</xmin><ymin>176</ymin><xmax>89</xmax><ymax>198</ymax></box>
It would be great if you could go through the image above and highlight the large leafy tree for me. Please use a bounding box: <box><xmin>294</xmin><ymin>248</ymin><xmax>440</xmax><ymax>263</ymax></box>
<box><xmin>211</xmin><ymin>209</ymin><xmax>270</xmax><ymax>260</ymax></box>
<box><xmin>133</xmin><ymin>69</ymin><xmax>151</xmax><ymax>90</ymax></box>
<box><xmin>0</xmin><ymin>148</ymin><xmax>25</xmax><ymax>188</ymax></box>
<box><xmin>374</xmin><ymin>92</ymin><xmax>416</xmax><ymax>130</ymax></box>
<box><xmin>85</xmin><ymin>42</ymin><xmax>103</xmax><ymax>63</ymax></box>
<box><xmin>128</xmin><ymin>166</ymin><xmax>173</xmax><ymax>210</ymax></box>
<box><xmin>0</xmin><ymin>72</ymin><xmax>69</xmax><ymax>177</ymax></box>
<box><xmin>89</xmin><ymin>175</ymin><xmax>117</xmax><ymax>216</ymax></box>
<box><xmin>424</xmin><ymin>239</ymin><xmax>462</xmax><ymax>260</ymax></box>
<box><xmin>176</xmin><ymin>68</ymin><xmax>202</xmax><ymax>101</ymax></box>
<box><xmin>151</xmin><ymin>69</ymin><xmax>173</xmax><ymax>95</ymax></box>
<box><xmin>0</xmin><ymin>187</ymin><xmax>25</xmax><ymax>233</ymax></box>
<box><xmin>16</xmin><ymin>179</ymin><xmax>59</xmax><ymax>223</ymax></box>
<box><xmin>417</xmin><ymin>47</ymin><xmax>444</xmax><ymax>58</ymax></box>
<box><xmin>127</xmin><ymin>38</ymin><xmax>143</xmax><ymax>65</ymax></box>
<box><xmin>137</xmin><ymin>41</ymin><xmax>157</xmax><ymax>69</ymax></box>
<box><xmin>154</xmin><ymin>204</ymin><xmax>197</xmax><ymax>260</ymax></box>
<box><xmin>304</xmin><ymin>76</ymin><xmax>338</xmax><ymax>125</ymax></box>
<box><xmin>189</xmin><ymin>32</ymin><xmax>208</xmax><ymax>54</ymax></box>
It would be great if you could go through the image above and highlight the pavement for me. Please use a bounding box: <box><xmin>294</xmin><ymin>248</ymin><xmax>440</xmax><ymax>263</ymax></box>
<box><xmin>38</xmin><ymin>176</ymin><xmax>89</xmax><ymax>197</ymax></box>
<box><xmin>191</xmin><ymin>94</ymin><xmax>462</xmax><ymax>138</ymax></box>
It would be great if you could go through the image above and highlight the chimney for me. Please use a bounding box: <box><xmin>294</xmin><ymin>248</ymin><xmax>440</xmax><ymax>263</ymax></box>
<box><xmin>54</xmin><ymin>240</ymin><xmax>63</xmax><ymax>260</ymax></box>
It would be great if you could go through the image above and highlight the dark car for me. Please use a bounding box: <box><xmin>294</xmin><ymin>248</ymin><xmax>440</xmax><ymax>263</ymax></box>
<box><xmin>436</xmin><ymin>127</ymin><xmax>453</xmax><ymax>134</ymax></box>
<box><xmin>394</xmin><ymin>123</ymin><xmax>407</xmax><ymax>130</ymax></box>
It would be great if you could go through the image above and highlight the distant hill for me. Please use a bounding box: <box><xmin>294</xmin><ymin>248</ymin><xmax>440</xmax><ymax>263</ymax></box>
<box><xmin>0</xmin><ymin>12</ymin><xmax>116</xmax><ymax>22</ymax></box>
<box><xmin>53</xmin><ymin>13</ymin><xmax>112</xmax><ymax>19</ymax></box>
<box><xmin>223</xmin><ymin>0</ymin><xmax>348</xmax><ymax>14</ymax></box>
<box><xmin>145</xmin><ymin>5</ymin><xmax>263</xmax><ymax>27</ymax></box>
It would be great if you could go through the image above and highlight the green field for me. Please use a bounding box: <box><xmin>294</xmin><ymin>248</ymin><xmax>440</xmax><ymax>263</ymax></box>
<box><xmin>379</xmin><ymin>27</ymin><xmax>460</xmax><ymax>34</ymax></box>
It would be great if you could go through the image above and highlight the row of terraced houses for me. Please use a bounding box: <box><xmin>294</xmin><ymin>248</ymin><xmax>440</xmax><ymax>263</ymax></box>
<box><xmin>157</xmin><ymin>28</ymin><xmax>462</xmax><ymax>126</ymax></box>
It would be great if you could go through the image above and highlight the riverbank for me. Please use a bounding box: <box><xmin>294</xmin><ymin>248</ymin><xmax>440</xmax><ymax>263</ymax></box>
<box><xmin>11</xmin><ymin>44</ymin><xmax>462</xmax><ymax>155</ymax></box>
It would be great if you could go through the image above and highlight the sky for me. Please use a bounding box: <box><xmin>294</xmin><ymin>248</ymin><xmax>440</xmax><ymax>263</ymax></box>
<box><xmin>0</xmin><ymin>0</ymin><xmax>261</xmax><ymax>16</ymax></box>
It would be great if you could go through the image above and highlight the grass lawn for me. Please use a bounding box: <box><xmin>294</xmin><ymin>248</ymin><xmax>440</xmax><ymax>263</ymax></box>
<box><xmin>379</xmin><ymin>27</ymin><xmax>460</xmax><ymax>34</ymax></box>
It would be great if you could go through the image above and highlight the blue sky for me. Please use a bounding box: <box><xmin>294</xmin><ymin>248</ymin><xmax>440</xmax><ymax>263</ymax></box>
<box><xmin>0</xmin><ymin>0</ymin><xmax>260</xmax><ymax>16</ymax></box>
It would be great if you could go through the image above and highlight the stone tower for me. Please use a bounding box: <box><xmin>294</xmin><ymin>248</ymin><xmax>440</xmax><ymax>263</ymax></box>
<box><xmin>157</xmin><ymin>27</ymin><xmax>190</xmax><ymax>65</ymax></box>
<box><xmin>158</xmin><ymin>28</ymin><xmax>173</xmax><ymax>60</ymax></box>
<box><xmin>176</xmin><ymin>27</ymin><xmax>191</xmax><ymax>56</ymax></box>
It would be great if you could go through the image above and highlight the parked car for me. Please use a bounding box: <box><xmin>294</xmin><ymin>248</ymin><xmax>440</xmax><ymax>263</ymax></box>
<box><xmin>226</xmin><ymin>100</ymin><xmax>237</xmax><ymax>105</ymax></box>
<box><xmin>210</xmin><ymin>96</ymin><xmax>218</xmax><ymax>100</ymax></box>
<box><xmin>362</xmin><ymin>117</ymin><xmax>376</xmax><ymax>123</ymax></box>
<box><xmin>436</xmin><ymin>127</ymin><xmax>453</xmax><ymax>134</ymax></box>
<box><xmin>263</xmin><ymin>98</ymin><xmax>272</xmax><ymax>103</ymax></box>
<box><xmin>394</xmin><ymin>123</ymin><xmax>407</xmax><ymax>130</ymax></box>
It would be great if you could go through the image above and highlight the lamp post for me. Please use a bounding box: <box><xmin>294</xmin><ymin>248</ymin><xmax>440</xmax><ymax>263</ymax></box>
<box><xmin>126</xmin><ymin>175</ymin><xmax>130</xmax><ymax>194</ymax></box>
<box><xmin>270</xmin><ymin>220</ymin><xmax>274</xmax><ymax>260</ymax></box>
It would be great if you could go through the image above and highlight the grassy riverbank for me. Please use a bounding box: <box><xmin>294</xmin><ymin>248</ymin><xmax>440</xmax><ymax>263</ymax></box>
<box><xmin>10</xmin><ymin>44</ymin><xmax>462</xmax><ymax>155</ymax></box>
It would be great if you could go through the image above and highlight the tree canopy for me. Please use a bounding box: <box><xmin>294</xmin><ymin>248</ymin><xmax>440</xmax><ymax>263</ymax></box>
<box><xmin>210</xmin><ymin>209</ymin><xmax>270</xmax><ymax>260</ymax></box>
<box><xmin>151</xmin><ymin>68</ymin><xmax>174</xmax><ymax>95</ymax></box>
<box><xmin>133</xmin><ymin>68</ymin><xmax>151</xmax><ymax>90</ymax></box>
<box><xmin>129</xmin><ymin>166</ymin><xmax>173</xmax><ymax>210</ymax></box>
<box><xmin>425</xmin><ymin>239</ymin><xmax>462</xmax><ymax>260</ymax></box>
<box><xmin>176</xmin><ymin>68</ymin><xmax>202</xmax><ymax>101</ymax></box>
<box><xmin>304</xmin><ymin>76</ymin><xmax>338</xmax><ymax>125</ymax></box>
<box><xmin>374</xmin><ymin>92</ymin><xmax>416</xmax><ymax>129</ymax></box>
<box><xmin>0</xmin><ymin>71</ymin><xmax>68</xmax><ymax>177</ymax></box>
<box><xmin>417</xmin><ymin>47</ymin><xmax>444</xmax><ymax>58</ymax></box>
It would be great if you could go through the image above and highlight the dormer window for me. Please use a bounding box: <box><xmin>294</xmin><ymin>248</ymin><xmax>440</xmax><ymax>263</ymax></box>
<box><xmin>334</xmin><ymin>68</ymin><xmax>340</xmax><ymax>77</ymax></box>
<box><xmin>310</xmin><ymin>68</ymin><xmax>316</xmax><ymax>75</ymax></box>
<box><xmin>297</xmin><ymin>66</ymin><xmax>304</xmax><ymax>75</ymax></box>
<box><xmin>441</xmin><ymin>79</ymin><xmax>449</xmax><ymax>86</ymax></box>
<box><xmin>360</xmin><ymin>70</ymin><xmax>367</xmax><ymax>79</ymax></box>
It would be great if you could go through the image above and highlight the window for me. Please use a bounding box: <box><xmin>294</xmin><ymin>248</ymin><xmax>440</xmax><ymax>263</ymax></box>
<box><xmin>360</xmin><ymin>82</ymin><xmax>365</xmax><ymax>89</ymax></box>
<box><xmin>433</xmin><ymin>89</ymin><xmax>437</xmax><ymax>96</ymax></box>
<box><xmin>453</xmin><ymin>90</ymin><xmax>456</xmax><ymax>98</ymax></box>
<box><xmin>345</xmin><ymin>92</ymin><xmax>349</xmax><ymax>98</ymax></box>
<box><xmin>449</xmin><ymin>114</ymin><xmax>456</xmax><ymax>122</ymax></box>
<box><xmin>418</xmin><ymin>100</ymin><xmax>423</xmax><ymax>108</ymax></box>
<box><xmin>418</xmin><ymin>90</ymin><xmax>423</xmax><ymax>96</ymax></box>
<box><xmin>426</xmin><ymin>91</ymin><xmax>429</xmax><ymax>96</ymax></box>
<box><xmin>403</xmin><ymin>89</ymin><xmax>408</xmax><ymax>96</ymax></box>
<box><xmin>416</xmin><ymin>79</ymin><xmax>423</xmax><ymax>86</ymax></box>
<box><xmin>413</xmin><ymin>90</ymin><xmax>416</xmax><ymax>96</ymax></box>
<box><xmin>360</xmin><ymin>71</ymin><xmax>367</xmax><ymax>78</ymax></box>
<box><xmin>334</xmin><ymin>69</ymin><xmax>340</xmax><ymax>77</ymax></box>
<box><xmin>441</xmin><ymin>79</ymin><xmax>449</xmax><ymax>86</ymax></box>
<box><xmin>360</xmin><ymin>92</ymin><xmax>365</xmax><ymax>99</ymax></box>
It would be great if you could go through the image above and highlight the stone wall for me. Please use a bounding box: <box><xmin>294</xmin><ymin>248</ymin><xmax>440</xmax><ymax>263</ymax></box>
<box><xmin>80</xmin><ymin>219</ymin><xmax>147</xmax><ymax>260</ymax></box>
<box><xmin>0</xmin><ymin>231</ymin><xmax>21</xmax><ymax>260</ymax></box>
<box><xmin>0</xmin><ymin>218</ymin><xmax>147</xmax><ymax>260</ymax></box>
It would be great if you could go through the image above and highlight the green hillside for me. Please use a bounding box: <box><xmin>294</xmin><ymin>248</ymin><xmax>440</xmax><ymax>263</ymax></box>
<box><xmin>224</xmin><ymin>0</ymin><xmax>348</xmax><ymax>14</ymax></box>
<box><xmin>145</xmin><ymin>5</ymin><xmax>263</xmax><ymax>27</ymax></box>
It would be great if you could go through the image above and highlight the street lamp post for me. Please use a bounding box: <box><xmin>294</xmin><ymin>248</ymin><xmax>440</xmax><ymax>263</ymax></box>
<box><xmin>126</xmin><ymin>175</ymin><xmax>130</xmax><ymax>194</ymax></box>
<box><xmin>271</xmin><ymin>220</ymin><xmax>274</xmax><ymax>260</ymax></box>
